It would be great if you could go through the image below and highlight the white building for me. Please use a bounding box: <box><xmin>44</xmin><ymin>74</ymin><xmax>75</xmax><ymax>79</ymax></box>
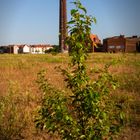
<box><xmin>12</xmin><ymin>44</ymin><xmax>53</xmax><ymax>54</ymax></box>
<box><xmin>13</xmin><ymin>45</ymin><xmax>19</xmax><ymax>54</ymax></box>
<box><xmin>23</xmin><ymin>45</ymin><xmax>30</xmax><ymax>53</ymax></box>
<box><xmin>30</xmin><ymin>45</ymin><xmax>53</xmax><ymax>54</ymax></box>
<box><xmin>13</xmin><ymin>45</ymin><xmax>30</xmax><ymax>54</ymax></box>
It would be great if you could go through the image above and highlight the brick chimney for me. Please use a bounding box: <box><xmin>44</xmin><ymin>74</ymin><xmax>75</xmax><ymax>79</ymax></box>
<box><xmin>59</xmin><ymin>0</ymin><xmax>67</xmax><ymax>52</ymax></box>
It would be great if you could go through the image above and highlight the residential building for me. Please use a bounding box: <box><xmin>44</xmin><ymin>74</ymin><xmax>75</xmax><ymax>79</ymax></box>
<box><xmin>0</xmin><ymin>44</ymin><xmax>53</xmax><ymax>54</ymax></box>
<box><xmin>30</xmin><ymin>44</ymin><xmax>53</xmax><ymax>54</ymax></box>
<box><xmin>13</xmin><ymin>45</ymin><xmax>31</xmax><ymax>54</ymax></box>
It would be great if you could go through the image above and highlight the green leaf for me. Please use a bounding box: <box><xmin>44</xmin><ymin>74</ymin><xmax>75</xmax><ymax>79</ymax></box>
<box><xmin>120</xmin><ymin>112</ymin><xmax>125</xmax><ymax>120</ymax></box>
<box><xmin>78</xmin><ymin>5</ymin><xmax>87</xmax><ymax>13</ymax></box>
<box><xmin>93</xmin><ymin>17</ymin><xmax>97</xmax><ymax>24</ymax></box>
<box><xmin>71</xmin><ymin>9</ymin><xmax>78</xmax><ymax>15</ymax></box>
<box><xmin>68</xmin><ymin>20</ymin><xmax>75</xmax><ymax>24</ymax></box>
<box><xmin>80</xmin><ymin>135</ymin><xmax>86</xmax><ymax>139</ymax></box>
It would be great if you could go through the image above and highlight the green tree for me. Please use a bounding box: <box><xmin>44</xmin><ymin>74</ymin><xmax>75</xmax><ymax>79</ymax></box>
<box><xmin>35</xmin><ymin>1</ymin><xmax>126</xmax><ymax>139</ymax></box>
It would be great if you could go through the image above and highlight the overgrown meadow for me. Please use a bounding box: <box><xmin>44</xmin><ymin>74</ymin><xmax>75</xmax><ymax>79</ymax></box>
<box><xmin>0</xmin><ymin>53</ymin><xmax>140</xmax><ymax>139</ymax></box>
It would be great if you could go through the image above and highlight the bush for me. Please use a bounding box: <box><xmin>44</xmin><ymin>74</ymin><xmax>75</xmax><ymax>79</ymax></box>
<box><xmin>35</xmin><ymin>1</ymin><xmax>126</xmax><ymax>139</ymax></box>
<box><xmin>45</xmin><ymin>45</ymin><xmax>59</xmax><ymax>55</ymax></box>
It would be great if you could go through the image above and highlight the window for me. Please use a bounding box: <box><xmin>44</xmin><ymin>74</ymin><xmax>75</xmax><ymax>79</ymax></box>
<box><xmin>108</xmin><ymin>46</ymin><xmax>115</xmax><ymax>49</ymax></box>
<box><xmin>116</xmin><ymin>46</ymin><xmax>121</xmax><ymax>49</ymax></box>
<box><xmin>116</xmin><ymin>46</ymin><xmax>124</xmax><ymax>49</ymax></box>
<box><xmin>42</xmin><ymin>48</ymin><xmax>45</xmax><ymax>52</ymax></box>
<box><xmin>32</xmin><ymin>48</ymin><xmax>34</xmax><ymax>52</ymax></box>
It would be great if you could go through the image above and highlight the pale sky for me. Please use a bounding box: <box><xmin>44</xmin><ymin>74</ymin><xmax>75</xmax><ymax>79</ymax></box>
<box><xmin>0</xmin><ymin>0</ymin><xmax>139</xmax><ymax>45</ymax></box>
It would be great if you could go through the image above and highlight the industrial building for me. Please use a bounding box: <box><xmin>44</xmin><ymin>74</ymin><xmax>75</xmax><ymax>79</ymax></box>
<box><xmin>103</xmin><ymin>35</ymin><xmax>140</xmax><ymax>53</ymax></box>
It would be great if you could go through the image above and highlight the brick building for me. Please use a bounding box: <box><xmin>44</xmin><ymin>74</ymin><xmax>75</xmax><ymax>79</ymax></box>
<box><xmin>103</xmin><ymin>35</ymin><xmax>140</xmax><ymax>53</ymax></box>
<box><xmin>90</xmin><ymin>34</ymin><xmax>102</xmax><ymax>52</ymax></box>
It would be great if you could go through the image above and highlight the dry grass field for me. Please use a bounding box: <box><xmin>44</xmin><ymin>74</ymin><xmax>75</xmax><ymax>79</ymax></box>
<box><xmin>0</xmin><ymin>53</ymin><xmax>140</xmax><ymax>140</ymax></box>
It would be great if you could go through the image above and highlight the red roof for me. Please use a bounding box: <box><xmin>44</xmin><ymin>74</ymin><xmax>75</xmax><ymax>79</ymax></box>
<box><xmin>90</xmin><ymin>34</ymin><xmax>101</xmax><ymax>44</ymax></box>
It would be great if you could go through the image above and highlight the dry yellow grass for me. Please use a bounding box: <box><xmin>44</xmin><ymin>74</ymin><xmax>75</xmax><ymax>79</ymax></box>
<box><xmin>0</xmin><ymin>53</ymin><xmax>140</xmax><ymax>139</ymax></box>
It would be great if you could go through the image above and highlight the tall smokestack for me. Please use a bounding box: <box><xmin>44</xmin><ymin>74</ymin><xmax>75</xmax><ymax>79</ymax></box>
<box><xmin>59</xmin><ymin>0</ymin><xmax>67</xmax><ymax>52</ymax></box>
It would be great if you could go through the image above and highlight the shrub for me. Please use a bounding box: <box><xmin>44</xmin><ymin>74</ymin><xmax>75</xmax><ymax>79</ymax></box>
<box><xmin>35</xmin><ymin>0</ymin><xmax>126</xmax><ymax>139</ymax></box>
<box><xmin>45</xmin><ymin>45</ymin><xmax>59</xmax><ymax>55</ymax></box>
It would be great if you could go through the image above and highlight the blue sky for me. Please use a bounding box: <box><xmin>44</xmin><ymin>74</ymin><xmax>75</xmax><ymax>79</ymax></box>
<box><xmin>0</xmin><ymin>0</ymin><xmax>139</xmax><ymax>45</ymax></box>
